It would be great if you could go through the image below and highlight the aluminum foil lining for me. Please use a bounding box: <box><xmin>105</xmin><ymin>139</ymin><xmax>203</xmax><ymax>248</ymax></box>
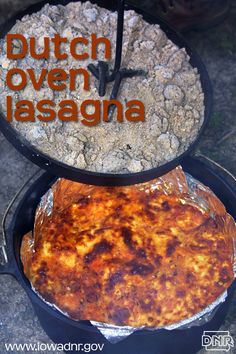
<box><xmin>34</xmin><ymin>168</ymin><xmax>236</xmax><ymax>344</ymax></box>
<box><xmin>38</xmin><ymin>187</ymin><xmax>54</xmax><ymax>217</ymax></box>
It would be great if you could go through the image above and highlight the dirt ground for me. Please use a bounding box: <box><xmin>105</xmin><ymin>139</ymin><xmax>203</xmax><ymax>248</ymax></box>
<box><xmin>0</xmin><ymin>1</ymin><xmax>235</xmax><ymax>353</ymax></box>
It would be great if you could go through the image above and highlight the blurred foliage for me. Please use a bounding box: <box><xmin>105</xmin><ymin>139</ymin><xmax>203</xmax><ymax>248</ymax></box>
<box><xmin>209</xmin><ymin>112</ymin><xmax>222</xmax><ymax>130</ymax></box>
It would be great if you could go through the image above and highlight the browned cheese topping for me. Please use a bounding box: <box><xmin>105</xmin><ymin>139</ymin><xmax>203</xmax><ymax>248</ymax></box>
<box><xmin>21</xmin><ymin>169</ymin><xmax>235</xmax><ymax>327</ymax></box>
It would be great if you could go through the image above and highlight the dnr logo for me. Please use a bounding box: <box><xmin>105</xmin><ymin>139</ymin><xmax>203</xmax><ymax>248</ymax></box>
<box><xmin>202</xmin><ymin>331</ymin><xmax>234</xmax><ymax>352</ymax></box>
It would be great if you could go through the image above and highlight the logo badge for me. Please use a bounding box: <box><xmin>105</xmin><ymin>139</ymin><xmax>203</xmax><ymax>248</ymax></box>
<box><xmin>202</xmin><ymin>331</ymin><xmax>234</xmax><ymax>352</ymax></box>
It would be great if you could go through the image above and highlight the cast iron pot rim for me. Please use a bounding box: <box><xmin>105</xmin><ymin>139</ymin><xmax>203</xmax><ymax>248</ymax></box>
<box><xmin>5</xmin><ymin>157</ymin><xmax>236</xmax><ymax>335</ymax></box>
<box><xmin>0</xmin><ymin>0</ymin><xmax>212</xmax><ymax>186</ymax></box>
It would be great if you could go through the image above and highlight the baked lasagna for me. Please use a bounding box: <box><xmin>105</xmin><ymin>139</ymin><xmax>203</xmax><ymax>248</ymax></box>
<box><xmin>21</xmin><ymin>167</ymin><xmax>235</xmax><ymax>327</ymax></box>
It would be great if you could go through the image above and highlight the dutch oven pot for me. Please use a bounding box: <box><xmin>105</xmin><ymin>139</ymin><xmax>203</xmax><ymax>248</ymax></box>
<box><xmin>0</xmin><ymin>0</ymin><xmax>212</xmax><ymax>186</ymax></box>
<box><xmin>0</xmin><ymin>156</ymin><xmax>236</xmax><ymax>354</ymax></box>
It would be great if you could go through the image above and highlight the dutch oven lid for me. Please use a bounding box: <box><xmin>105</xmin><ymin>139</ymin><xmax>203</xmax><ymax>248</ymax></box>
<box><xmin>0</xmin><ymin>0</ymin><xmax>212</xmax><ymax>186</ymax></box>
